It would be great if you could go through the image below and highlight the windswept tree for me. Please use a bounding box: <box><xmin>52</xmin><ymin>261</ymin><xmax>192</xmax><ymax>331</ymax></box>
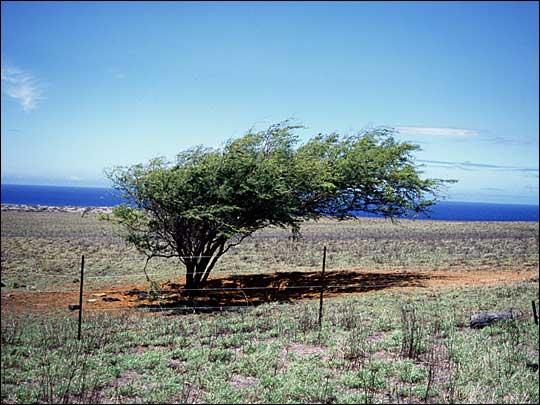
<box><xmin>104</xmin><ymin>122</ymin><xmax>455</xmax><ymax>289</ymax></box>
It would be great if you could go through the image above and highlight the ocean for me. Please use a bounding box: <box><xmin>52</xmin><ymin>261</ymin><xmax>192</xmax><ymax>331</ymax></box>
<box><xmin>1</xmin><ymin>184</ymin><xmax>124</xmax><ymax>207</ymax></box>
<box><xmin>1</xmin><ymin>184</ymin><xmax>538</xmax><ymax>222</ymax></box>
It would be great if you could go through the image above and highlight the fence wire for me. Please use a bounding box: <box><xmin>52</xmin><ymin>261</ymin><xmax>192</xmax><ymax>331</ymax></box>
<box><xmin>2</xmin><ymin>282</ymin><xmax>428</xmax><ymax>294</ymax></box>
<box><xmin>2</xmin><ymin>251</ymin><xmax>538</xmax><ymax>261</ymax></box>
<box><xmin>2</xmin><ymin>250</ymin><xmax>538</xmax><ymax>299</ymax></box>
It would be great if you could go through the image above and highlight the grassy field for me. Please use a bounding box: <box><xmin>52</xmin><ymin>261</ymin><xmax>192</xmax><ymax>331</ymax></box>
<box><xmin>1</xmin><ymin>211</ymin><xmax>538</xmax><ymax>290</ymax></box>
<box><xmin>1</xmin><ymin>211</ymin><xmax>539</xmax><ymax>404</ymax></box>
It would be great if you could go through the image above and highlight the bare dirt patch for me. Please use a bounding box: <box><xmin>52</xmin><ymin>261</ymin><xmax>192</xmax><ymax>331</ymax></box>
<box><xmin>1</xmin><ymin>268</ymin><xmax>537</xmax><ymax>315</ymax></box>
<box><xmin>229</xmin><ymin>374</ymin><xmax>259</xmax><ymax>389</ymax></box>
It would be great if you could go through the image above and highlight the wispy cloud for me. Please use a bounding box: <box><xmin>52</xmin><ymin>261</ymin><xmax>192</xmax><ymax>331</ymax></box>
<box><xmin>396</xmin><ymin>126</ymin><xmax>480</xmax><ymax>137</ymax></box>
<box><xmin>108</xmin><ymin>67</ymin><xmax>126</xmax><ymax>80</ymax></box>
<box><xmin>395</xmin><ymin>126</ymin><xmax>535</xmax><ymax>146</ymax></box>
<box><xmin>1</xmin><ymin>64</ymin><xmax>45</xmax><ymax>112</ymax></box>
<box><xmin>480</xmin><ymin>187</ymin><xmax>505</xmax><ymax>192</ymax></box>
<box><xmin>418</xmin><ymin>159</ymin><xmax>539</xmax><ymax>174</ymax></box>
<box><xmin>480</xmin><ymin>135</ymin><xmax>537</xmax><ymax>147</ymax></box>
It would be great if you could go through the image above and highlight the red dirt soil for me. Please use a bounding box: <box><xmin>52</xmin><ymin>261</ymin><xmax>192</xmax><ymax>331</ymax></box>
<box><xmin>1</xmin><ymin>268</ymin><xmax>538</xmax><ymax>315</ymax></box>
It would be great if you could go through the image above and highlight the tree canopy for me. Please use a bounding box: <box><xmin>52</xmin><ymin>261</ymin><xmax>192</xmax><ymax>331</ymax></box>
<box><xmin>104</xmin><ymin>122</ymin><xmax>455</xmax><ymax>289</ymax></box>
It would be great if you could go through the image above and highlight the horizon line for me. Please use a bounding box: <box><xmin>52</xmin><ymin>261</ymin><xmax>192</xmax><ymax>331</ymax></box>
<box><xmin>1</xmin><ymin>182</ymin><xmax>538</xmax><ymax>207</ymax></box>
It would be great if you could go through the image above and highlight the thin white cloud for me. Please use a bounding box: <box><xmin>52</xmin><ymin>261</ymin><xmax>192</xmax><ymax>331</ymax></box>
<box><xmin>1</xmin><ymin>64</ymin><xmax>45</xmax><ymax>112</ymax></box>
<box><xmin>396</xmin><ymin>126</ymin><xmax>479</xmax><ymax>137</ymax></box>
<box><xmin>418</xmin><ymin>159</ymin><xmax>539</xmax><ymax>174</ymax></box>
<box><xmin>107</xmin><ymin>67</ymin><xmax>126</xmax><ymax>79</ymax></box>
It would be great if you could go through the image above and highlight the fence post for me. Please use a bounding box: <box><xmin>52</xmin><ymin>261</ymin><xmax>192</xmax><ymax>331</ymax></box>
<box><xmin>77</xmin><ymin>255</ymin><xmax>85</xmax><ymax>340</ymax></box>
<box><xmin>318</xmin><ymin>246</ymin><xmax>327</xmax><ymax>329</ymax></box>
<box><xmin>532</xmin><ymin>300</ymin><xmax>539</xmax><ymax>325</ymax></box>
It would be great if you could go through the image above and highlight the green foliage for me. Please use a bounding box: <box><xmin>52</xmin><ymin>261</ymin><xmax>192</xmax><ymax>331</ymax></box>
<box><xmin>104</xmin><ymin>122</ymin><xmax>454</xmax><ymax>288</ymax></box>
<box><xmin>294</xmin><ymin>127</ymin><xmax>454</xmax><ymax>219</ymax></box>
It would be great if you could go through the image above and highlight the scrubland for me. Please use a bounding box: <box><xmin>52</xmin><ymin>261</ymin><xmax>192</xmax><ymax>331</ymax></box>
<box><xmin>1</xmin><ymin>211</ymin><xmax>538</xmax><ymax>403</ymax></box>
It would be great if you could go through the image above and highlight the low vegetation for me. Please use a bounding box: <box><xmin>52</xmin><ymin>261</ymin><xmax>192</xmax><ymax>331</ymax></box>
<box><xmin>1</xmin><ymin>212</ymin><xmax>538</xmax><ymax>290</ymax></box>
<box><xmin>2</xmin><ymin>284</ymin><xmax>538</xmax><ymax>403</ymax></box>
<box><xmin>1</xmin><ymin>211</ymin><xmax>539</xmax><ymax>403</ymax></box>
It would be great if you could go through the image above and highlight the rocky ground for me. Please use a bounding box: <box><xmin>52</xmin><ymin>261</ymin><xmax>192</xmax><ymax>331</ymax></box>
<box><xmin>1</xmin><ymin>203</ymin><xmax>113</xmax><ymax>214</ymax></box>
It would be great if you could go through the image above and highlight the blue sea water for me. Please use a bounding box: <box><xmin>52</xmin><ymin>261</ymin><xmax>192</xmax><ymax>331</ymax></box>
<box><xmin>1</xmin><ymin>184</ymin><xmax>539</xmax><ymax>222</ymax></box>
<box><xmin>349</xmin><ymin>201</ymin><xmax>539</xmax><ymax>222</ymax></box>
<box><xmin>1</xmin><ymin>184</ymin><xmax>124</xmax><ymax>207</ymax></box>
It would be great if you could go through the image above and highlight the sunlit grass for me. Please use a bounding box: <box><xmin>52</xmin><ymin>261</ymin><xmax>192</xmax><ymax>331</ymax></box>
<box><xmin>1</xmin><ymin>212</ymin><xmax>538</xmax><ymax>291</ymax></box>
<box><xmin>1</xmin><ymin>211</ymin><xmax>539</xmax><ymax>403</ymax></box>
<box><xmin>1</xmin><ymin>283</ymin><xmax>538</xmax><ymax>403</ymax></box>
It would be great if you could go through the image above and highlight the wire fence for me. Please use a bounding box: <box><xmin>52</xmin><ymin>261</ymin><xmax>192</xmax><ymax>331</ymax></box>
<box><xmin>1</xmin><ymin>249</ymin><xmax>538</xmax><ymax>293</ymax></box>
<box><xmin>1</xmin><ymin>282</ymin><xmax>426</xmax><ymax>295</ymax></box>
<box><xmin>2</xmin><ymin>247</ymin><xmax>539</xmax><ymax>343</ymax></box>
<box><xmin>3</xmin><ymin>252</ymin><xmax>539</xmax><ymax>261</ymax></box>
<box><xmin>2</xmin><ymin>249</ymin><xmax>537</xmax><ymax>295</ymax></box>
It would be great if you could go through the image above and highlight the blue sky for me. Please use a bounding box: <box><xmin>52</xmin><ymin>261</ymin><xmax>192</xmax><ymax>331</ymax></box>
<box><xmin>1</xmin><ymin>1</ymin><xmax>538</xmax><ymax>204</ymax></box>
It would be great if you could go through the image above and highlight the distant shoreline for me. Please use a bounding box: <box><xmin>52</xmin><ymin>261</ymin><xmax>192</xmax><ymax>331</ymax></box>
<box><xmin>1</xmin><ymin>204</ymin><xmax>113</xmax><ymax>214</ymax></box>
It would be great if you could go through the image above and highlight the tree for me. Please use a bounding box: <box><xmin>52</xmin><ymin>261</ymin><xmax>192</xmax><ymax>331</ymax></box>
<box><xmin>104</xmin><ymin>122</ymin><xmax>455</xmax><ymax>290</ymax></box>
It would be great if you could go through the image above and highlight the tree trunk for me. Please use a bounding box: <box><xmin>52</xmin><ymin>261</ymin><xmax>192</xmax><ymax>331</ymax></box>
<box><xmin>185</xmin><ymin>261</ymin><xmax>196</xmax><ymax>290</ymax></box>
<box><xmin>192</xmin><ymin>257</ymin><xmax>211</xmax><ymax>288</ymax></box>
<box><xmin>187</xmin><ymin>238</ymin><xmax>226</xmax><ymax>290</ymax></box>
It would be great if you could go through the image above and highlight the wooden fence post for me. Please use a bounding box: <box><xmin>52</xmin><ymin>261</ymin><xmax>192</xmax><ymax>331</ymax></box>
<box><xmin>77</xmin><ymin>255</ymin><xmax>85</xmax><ymax>340</ymax></box>
<box><xmin>318</xmin><ymin>246</ymin><xmax>327</xmax><ymax>329</ymax></box>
